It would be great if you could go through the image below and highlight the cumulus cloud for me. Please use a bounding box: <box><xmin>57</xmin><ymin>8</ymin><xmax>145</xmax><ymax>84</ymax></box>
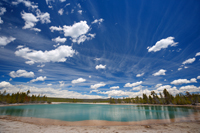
<box><xmin>47</xmin><ymin>84</ymin><xmax>52</xmax><ymax>86</ymax></box>
<box><xmin>15</xmin><ymin>45</ymin><xmax>76</xmax><ymax>65</ymax></box>
<box><xmin>71</xmin><ymin>78</ymin><xmax>86</xmax><ymax>84</ymax></box>
<box><xmin>148</xmin><ymin>37</ymin><xmax>178</xmax><ymax>52</ymax></box>
<box><xmin>0</xmin><ymin>17</ymin><xmax>3</xmax><ymax>24</ymax></box>
<box><xmin>63</xmin><ymin>21</ymin><xmax>89</xmax><ymax>38</ymax></box>
<box><xmin>155</xmin><ymin>84</ymin><xmax>162</xmax><ymax>88</ymax></box>
<box><xmin>0</xmin><ymin>7</ymin><xmax>6</xmax><ymax>15</ymax></box>
<box><xmin>49</xmin><ymin>21</ymin><xmax>95</xmax><ymax>44</ymax></box>
<box><xmin>179</xmin><ymin>85</ymin><xmax>200</xmax><ymax>93</ymax></box>
<box><xmin>110</xmin><ymin>86</ymin><xmax>119</xmax><ymax>89</ymax></box>
<box><xmin>197</xmin><ymin>76</ymin><xmax>200</xmax><ymax>79</ymax></box>
<box><xmin>9</xmin><ymin>69</ymin><xmax>34</xmax><ymax>78</ymax></box>
<box><xmin>49</xmin><ymin>26</ymin><xmax>63</xmax><ymax>32</ymax></box>
<box><xmin>37</xmin><ymin>64</ymin><xmax>45</xmax><ymax>67</ymax></box>
<box><xmin>0</xmin><ymin>81</ymin><xmax>12</xmax><ymax>88</ymax></box>
<box><xmin>60</xmin><ymin>0</ymin><xmax>66</xmax><ymax>2</ymax></box>
<box><xmin>182</xmin><ymin>58</ymin><xmax>195</xmax><ymax>65</ymax></box>
<box><xmin>132</xmin><ymin>85</ymin><xmax>142</xmax><ymax>91</ymax></box>
<box><xmin>12</xmin><ymin>0</ymin><xmax>38</xmax><ymax>9</ymax></box>
<box><xmin>21</xmin><ymin>10</ymin><xmax>50</xmax><ymax>31</ymax></box>
<box><xmin>157</xmin><ymin>85</ymin><xmax>179</xmax><ymax>95</ymax></box>
<box><xmin>152</xmin><ymin>69</ymin><xmax>166</xmax><ymax>76</ymax></box>
<box><xmin>38</xmin><ymin>69</ymin><xmax>43</xmax><ymax>72</ymax></box>
<box><xmin>178</xmin><ymin>68</ymin><xmax>182</xmax><ymax>71</ymax></box>
<box><xmin>0</xmin><ymin>81</ymin><xmax>103</xmax><ymax>99</ymax></box>
<box><xmin>136</xmin><ymin>73</ymin><xmax>144</xmax><ymax>77</ymax></box>
<box><xmin>195</xmin><ymin>52</ymin><xmax>200</xmax><ymax>57</ymax></box>
<box><xmin>90</xmin><ymin>82</ymin><xmax>106</xmax><ymax>89</ymax></box>
<box><xmin>78</xmin><ymin>10</ymin><xmax>82</xmax><ymax>15</ymax></box>
<box><xmin>21</xmin><ymin>11</ymin><xmax>39</xmax><ymax>30</ymax></box>
<box><xmin>36</xmin><ymin>9</ymin><xmax>51</xmax><ymax>24</ymax></box>
<box><xmin>0</xmin><ymin>36</ymin><xmax>16</xmax><ymax>46</ymax></box>
<box><xmin>30</xmin><ymin>76</ymin><xmax>46</xmax><ymax>83</ymax></box>
<box><xmin>59</xmin><ymin>81</ymin><xmax>64</xmax><ymax>87</ymax></box>
<box><xmin>171</xmin><ymin>78</ymin><xmax>197</xmax><ymax>85</ymax></box>
<box><xmin>95</xmin><ymin>64</ymin><xmax>106</xmax><ymax>69</ymax></box>
<box><xmin>52</xmin><ymin>36</ymin><xmax>67</xmax><ymax>43</ymax></box>
<box><xmin>58</xmin><ymin>8</ymin><xmax>64</xmax><ymax>15</ymax></box>
<box><xmin>92</xmin><ymin>18</ymin><xmax>104</xmax><ymax>24</ymax></box>
<box><xmin>124</xmin><ymin>81</ymin><xmax>142</xmax><ymax>87</ymax></box>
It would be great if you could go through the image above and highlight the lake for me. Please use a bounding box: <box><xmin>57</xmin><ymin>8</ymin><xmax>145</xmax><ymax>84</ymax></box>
<box><xmin>0</xmin><ymin>104</ymin><xmax>198</xmax><ymax>122</ymax></box>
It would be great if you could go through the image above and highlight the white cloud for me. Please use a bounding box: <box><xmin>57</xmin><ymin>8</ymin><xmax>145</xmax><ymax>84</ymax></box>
<box><xmin>136</xmin><ymin>73</ymin><xmax>144</xmax><ymax>77</ymax></box>
<box><xmin>90</xmin><ymin>82</ymin><xmax>106</xmax><ymax>89</ymax></box>
<box><xmin>21</xmin><ymin>10</ymin><xmax>50</xmax><ymax>31</ymax></box>
<box><xmin>155</xmin><ymin>84</ymin><xmax>162</xmax><ymax>88</ymax></box>
<box><xmin>184</xmin><ymin>66</ymin><xmax>188</xmax><ymax>69</ymax></box>
<box><xmin>47</xmin><ymin>84</ymin><xmax>52</xmax><ymax>86</ymax></box>
<box><xmin>38</xmin><ymin>69</ymin><xmax>43</xmax><ymax>72</ymax></box>
<box><xmin>92</xmin><ymin>18</ymin><xmax>104</xmax><ymax>24</ymax></box>
<box><xmin>132</xmin><ymin>85</ymin><xmax>142</xmax><ymax>91</ymax></box>
<box><xmin>53</xmin><ymin>43</ymin><xmax>60</xmax><ymax>48</ymax></box>
<box><xmin>110</xmin><ymin>86</ymin><xmax>119</xmax><ymax>89</ymax></box>
<box><xmin>179</xmin><ymin>85</ymin><xmax>200</xmax><ymax>93</ymax></box>
<box><xmin>21</xmin><ymin>11</ymin><xmax>39</xmax><ymax>30</ymax></box>
<box><xmin>197</xmin><ymin>76</ymin><xmax>200</xmax><ymax>79</ymax></box>
<box><xmin>95</xmin><ymin>64</ymin><xmax>106</xmax><ymax>69</ymax></box>
<box><xmin>0</xmin><ymin>81</ymin><xmax>12</xmax><ymax>88</ymax></box>
<box><xmin>9</xmin><ymin>78</ymin><xmax>12</xmax><ymax>81</ymax></box>
<box><xmin>78</xmin><ymin>10</ymin><xmax>82</xmax><ymax>15</ymax></box>
<box><xmin>157</xmin><ymin>85</ymin><xmax>179</xmax><ymax>95</ymax></box>
<box><xmin>25</xmin><ymin>60</ymin><xmax>34</xmax><ymax>65</ymax></box>
<box><xmin>65</xmin><ymin>3</ymin><xmax>70</xmax><ymax>6</ymax></box>
<box><xmin>182</xmin><ymin>58</ymin><xmax>195</xmax><ymax>65</ymax></box>
<box><xmin>36</xmin><ymin>9</ymin><xmax>51</xmax><ymax>24</ymax></box>
<box><xmin>89</xmin><ymin>75</ymin><xmax>91</xmax><ymax>78</ymax></box>
<box><xmin>60</xmin><ymin>0</ymin><xmax>66</xmax><ymax>2</ymax></box>
<box><xmin>0</xmin><ymin>7</ymin><xmax>6</xmax><ymax>15</ymax></box>
<box><xmin>148</xmin><ymin>37</ymin><xmax>178</xmax><ymax>52</ymax></box>
<box><xmin>50</xmin><ymin>21</ymin><xmax>94</xmax><ymax>44</ymax></box>
<box><xmin>71</xmin><ymin>78</ymin><xmax>86</xmax><ymax>84</ymax></box>
<box><xmin>124</xmin><ymin>81</ymin><xmax>143</xmax><ymax>87</ymax></box>
<box><xmin>0</xmin><ymin>17</ymin><xmax>3</xmax><ymax>24</ymax></box>
<box><xmin>58</xmin><ymin>8</ymin><xmax>64</xmax><ymax>15</ymax></box>
<box><xmin>37</xmin><ymin>64</ymin><xmax>45</xmax><ymax>67</ymax></box>
<box><xmin>49</xmin><ymin>26</ymin><xmax>63</xmax><ymax>32</ymax></box>
<box><xmin>90</xmin><ymin>89</ymin><xmax>99</xmax><ymax>93</ymax></box>
<box><xmin>52</xmin><ymin>36</ymin><xmax>67</xmax><ymax>43</ymax></box>
<box><xmin>63</xmin><ymin>21</ymin><xmax>90</xmax><ymax>39</ymax></box>
<box><xmin>0</xmin><ymin>81</ymin><xmax>103</xmax><ymax>99</ymax></box>
<box><xmin>15</xmin><ymin>45</ymin><xmax>76</xmax><ymax>65</ymax></box>
<box><xmin>59</xmin><ymin>81</ymin><xmax>64</xmax><ymax>87</ymax></box>
<box><xmin>195</xmin><ymin>52</ymin><xmax>200</xmax><ymax>57</ymax></box>
<box><xmin>9</xmin><ymin>69</ymin><xmax>34</xmax><ymax>78</ymax></box>
<box><xmin>94</xmin><ymin>58</ymin><xmax>101</xmax><ymax>61</ymax></box>
<box><xmin>12</xmin><ymin>0</ymin><xmax>38</xmax><ymax>9</ymax></box>
<box><xmin>178</xmin><ymin>68</ymin><xmax>182</xmax><ymax>71</ymax></box>
<box><xmin>0</xmin><ymin>36</ymin><xmax>16</xmax><ymax>46</ymax></box>
<box><xmin>153</xmin><ymin>69</ymin><xmax>166</xmax><ymax>76</ymax></box>
<box><xmin>30</xmin><ymin>76</ymin><xmax>46</xmax><ymax>83</ymax></box>
<box><xmin>171</xmin><ymin>78</ymin><xmax>197</xmax><ymax>85</ymax></box>
<box><xmin>77</xmin><ymin>3</ymin><xmax>81</xmax><ymax>8</ymax></box>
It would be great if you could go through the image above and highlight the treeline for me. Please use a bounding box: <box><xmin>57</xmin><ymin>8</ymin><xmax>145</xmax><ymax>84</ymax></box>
<box><xmin>110</xmin><ymin>89</ymin><xmax>200</xmax><ymax>105</ymax></box>
<box><xmin>0</xmin><ymin>90</ymin><xmax>47</xmax><ymax>104</ymax></box>
<box><xmin>47</xmin><ymin>97</ymin><xmax>110</xmax><ymax>103</ymax></box>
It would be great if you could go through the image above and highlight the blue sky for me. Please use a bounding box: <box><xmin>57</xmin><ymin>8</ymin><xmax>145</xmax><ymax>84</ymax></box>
<box><xmin>0</xmin><ymin>0</ymin><xmax>200</xmax><ymax>98</ymax></box>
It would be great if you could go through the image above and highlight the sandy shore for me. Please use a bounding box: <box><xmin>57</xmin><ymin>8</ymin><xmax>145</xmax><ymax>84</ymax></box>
<box><xmin>0</xmin><ymin>116</ymin><xmax>200</xmax><ymax>133</ymax></box>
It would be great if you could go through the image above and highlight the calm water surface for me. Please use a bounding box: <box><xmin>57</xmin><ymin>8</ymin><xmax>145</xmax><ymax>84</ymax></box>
<box><xmin>0</xmin><ymin>104</ymin><xmax>198</xmax><ymax>122</ymax></box>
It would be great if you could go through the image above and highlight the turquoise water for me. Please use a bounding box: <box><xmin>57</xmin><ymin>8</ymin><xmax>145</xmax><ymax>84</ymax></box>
<box><xmin>0</xmin><ymin>104</ymin><xmax>197</xmax><ymax>122</ymax></box>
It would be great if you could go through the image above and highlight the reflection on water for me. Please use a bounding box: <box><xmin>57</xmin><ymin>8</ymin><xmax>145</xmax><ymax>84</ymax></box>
<box><xmin>0</xmin><ymin>104</ymin><xmax>198</xmax><ymax>122</ymax></box>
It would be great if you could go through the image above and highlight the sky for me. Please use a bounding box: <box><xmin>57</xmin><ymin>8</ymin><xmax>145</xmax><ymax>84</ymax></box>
<box><xmin>0</xmin><ymin>0</ymin><xmax>200</xmax><ymax>99</ymax></box>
